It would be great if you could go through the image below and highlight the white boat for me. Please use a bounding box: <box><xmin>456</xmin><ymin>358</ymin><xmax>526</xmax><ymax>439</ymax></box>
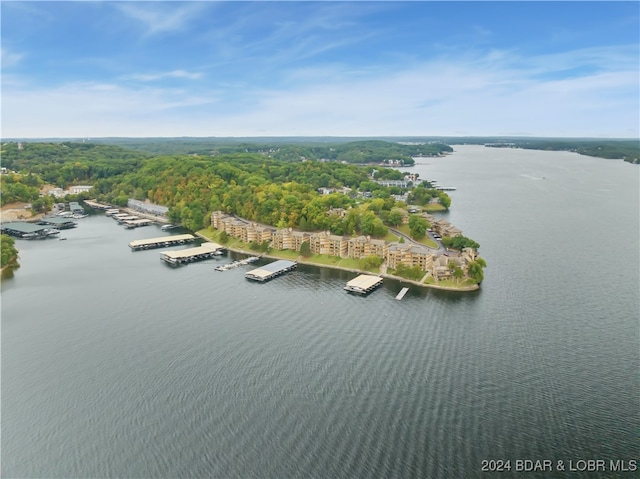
<box><xmin>161</xmin><ymin>224</ymin><xmax>177</xmax><ymax>231</ymax></box>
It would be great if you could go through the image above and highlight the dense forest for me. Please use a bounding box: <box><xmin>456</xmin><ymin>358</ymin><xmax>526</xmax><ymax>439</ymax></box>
<box><xmin>0</xmin><ymin>141</ymin><xmax>450</xmax><ymax>233</ymax></box>
<box><xmin>72</xmin><ymin>138</ymin><xmax>453</xmax><ymax>164</ymax></box>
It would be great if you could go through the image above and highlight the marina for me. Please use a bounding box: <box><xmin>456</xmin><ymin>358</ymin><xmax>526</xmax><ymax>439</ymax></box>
<box><xmin>245</xmin><ymin>260</ymin><xmax>297</xmax><ymax>282</ymax></box>
<box><xmin>160</xmin><ymin>242</ymin><xmax>223</xmax><ymax>265</ymax></box>
<box><xmin>129</xmin><ymin>234</ymin><xmax>196</xmax><ymax>251</ymax></box>
<box><xmin>344</xmin><ymin>274</ymin><xmax>383</xmax><ymax>295</ymax></box>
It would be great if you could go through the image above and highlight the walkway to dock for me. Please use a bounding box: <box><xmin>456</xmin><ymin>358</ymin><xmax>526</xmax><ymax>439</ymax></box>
<box><xmin>129</xmin><ymin>234</ymin><xmax>195</xmax><ymax>250</ymax></box>
<box><xmin>395</xmin><ymin>287</ymin><xmax>409</xmax><ymax>300</ymax></box>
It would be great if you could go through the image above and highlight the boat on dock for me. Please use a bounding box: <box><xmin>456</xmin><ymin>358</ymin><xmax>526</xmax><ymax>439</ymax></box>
<box><xmin>215</xmin><ymin>256</ymin><xmax>259</xmax><ymax>271</ymax></box>
<box><xmin>344</xmin><ymin>274</ymin><xmax>383</xmax><ymax>295</ymax></box>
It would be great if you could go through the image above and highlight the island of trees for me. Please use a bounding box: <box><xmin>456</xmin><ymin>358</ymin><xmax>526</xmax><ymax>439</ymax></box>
<box><xmin>0</xmin><ymin>139</ymin><xmax>484</xmax><ymax>288</ymax></box>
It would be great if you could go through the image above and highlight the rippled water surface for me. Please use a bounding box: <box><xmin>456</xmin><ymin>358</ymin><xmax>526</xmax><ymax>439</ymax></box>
<box><xmin>2</xmin><ymin>146</ymin><xmax>638</xmax><ymax>478</ymax></box>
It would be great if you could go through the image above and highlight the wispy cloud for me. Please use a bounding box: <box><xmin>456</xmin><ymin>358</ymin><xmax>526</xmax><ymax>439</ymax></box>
<box><xmin>114</xmin><ymin>2</ymin><xmax>212</xmax><ymax>37</ymax></box>
<box><xmin>1</xmin><ymin>47</ymin><xmax>25</xmax><ymax>68</ymax></box>
<box><xmin>122</xmin><ymin>70</ymin><xmax>204</xmax><ymax>82</ymax></box>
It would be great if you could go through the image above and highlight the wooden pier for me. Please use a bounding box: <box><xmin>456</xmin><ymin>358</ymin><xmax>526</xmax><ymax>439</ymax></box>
<box><xmin>129</xmin><ymin>234</ymin><xmax>196</xmax><ymax>251</ymax></box>
<box><xmin>245</xmin><ymin>260</ymin><xmax>296</xmax><ymax>282</ymax></box>
<box><xmin>160</xmin><ymin>242</ymin><xmax>223</xmax><ymax>265</ymax></box>
<box><xmin>395</xmin><ymin>287</ymin><xmax>409</xmax><ymax>301</ymax></box>
<box><xmin>344</xmin><ymin>274</ymin><xmax>383</xmax><ymax>295</ymax></box>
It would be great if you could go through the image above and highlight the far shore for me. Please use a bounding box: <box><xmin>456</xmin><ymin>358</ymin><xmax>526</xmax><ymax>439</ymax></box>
<box><xmin>195</xmin><ymin>231</ymin><xmax>479</xmax><ymax>292</ymax></box>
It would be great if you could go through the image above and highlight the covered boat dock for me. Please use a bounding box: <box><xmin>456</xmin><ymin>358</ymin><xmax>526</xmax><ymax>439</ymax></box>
<box><xmin>129</xmin><ymin>234</ymin><xmax>196</xmax><ymax>251</ymax></box>
<box><xmin>160</xmin><ymin>242</ymin><xmax>223</xmax><ymax>265</ymax></box>
<box><xmin>123</xmin><ymin>218</ymin><xmax>153</xmax><ymax>229</ymax></box>
<box><xmin>0</xmin><ymin>222</ymin><xmax>60</xmax><ymax>239</ymax></box>
<box><xmin>245</xmin><ymin>260</ymin><xmax>297</xmax><ymax>282</ymax></box>
<box><xmin>37</xmin><ymin>217</ymin><xmax>78</xmax><ymax>229</ymax></box>
<box><xmin>344</xmin><ymin>274</ymin><xmax>383</xmax><ymax>295</ymax></box>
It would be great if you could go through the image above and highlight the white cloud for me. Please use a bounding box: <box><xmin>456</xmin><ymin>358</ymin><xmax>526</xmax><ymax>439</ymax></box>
<box><xmin>2</xmin><ymin>47</ymin><xmax>637</xmax><ymax>138</ymax></box>
<box><xmin>122</xmin><ymin>70</ymin><xmax>204</xmax><ymax>82</ymax></box>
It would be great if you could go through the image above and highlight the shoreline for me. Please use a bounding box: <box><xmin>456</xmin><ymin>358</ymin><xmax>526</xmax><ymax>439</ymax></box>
<box><xmin>195</xmin><ymin>231</ymin><xmax>479</xmax><ymax>292</ymax></box>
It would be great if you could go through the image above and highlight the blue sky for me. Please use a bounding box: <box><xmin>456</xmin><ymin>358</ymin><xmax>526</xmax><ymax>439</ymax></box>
<box><xmin>2</xmin><ymin>1</ymin><xmax>638</xmax><ymax>138</ymax></box>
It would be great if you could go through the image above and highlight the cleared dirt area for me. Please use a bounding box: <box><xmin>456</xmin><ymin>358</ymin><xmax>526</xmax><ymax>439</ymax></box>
<box><xmin>1</xmin><ymin>202</ymin><xmax>41</xmax><ymax>222</ymax></box>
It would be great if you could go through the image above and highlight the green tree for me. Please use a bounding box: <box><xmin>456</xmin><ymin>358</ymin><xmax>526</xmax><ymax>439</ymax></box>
<box><xmin>386</xmin><ymin>209</ymin><xmax>404</xmax><ymax>227</ymax></box>
<box><xmin>467</xmin><ymin>258</ymin><xmax>487</xmax><ymax>284</ymax></box>
<box><xmin>408</xmin><ymin>215</ymin><xmax>428</xmax><ymax>239</ymax></box>
<box><xmin>360</xmin><ymin>255</ymin><xmax>383</xmax><ymax>270</ymax></box>
<box><xmin>1</xmin><ymin>234</ymin><xmax>19</xmax><ymax>268</ymax></box>
<box><xmin>300</xmin><ymin>241</ymin><xmax>312</xmax><ymax>257</ymax></box>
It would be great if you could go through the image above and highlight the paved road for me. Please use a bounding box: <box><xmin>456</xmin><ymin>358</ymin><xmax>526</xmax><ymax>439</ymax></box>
<box><xmin>388</xmin><ymin>227</ymin><xmax>447</xmax><ymax>255</ymax></box>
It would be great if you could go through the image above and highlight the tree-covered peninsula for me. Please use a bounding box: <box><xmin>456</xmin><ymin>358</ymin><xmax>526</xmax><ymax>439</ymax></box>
<box><xmin>1</xmin><ymin>140</ymin><xmax>485</xmax><ymax>287</ymax></box>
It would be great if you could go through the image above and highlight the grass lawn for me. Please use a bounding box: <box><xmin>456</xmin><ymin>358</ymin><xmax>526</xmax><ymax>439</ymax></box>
<box><xmin>381</xmin><ymin>231</ymin><xmax>400</xmax><ymax>242</ymax></box>
<box><xmin>436</xmin><ymin>278</ymin><xmax>478</xmax><ymax>288</ymax></box>
<box><xmin>424</xmin><ymin>203</ymin><xmax>447</xmax><ymax>212</ymax></box>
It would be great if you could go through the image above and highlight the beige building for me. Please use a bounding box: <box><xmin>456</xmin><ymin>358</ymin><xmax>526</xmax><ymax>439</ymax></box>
<box><xmin>210</xmin><ymin>210</ymin><xmax>476</xmax><ymax>277</ymax></box>
<box><xmin>348</xmin><ymin>236</ymin><xmax>389</xmax><ymax>259</ymax></box>
<box><xmin>387</xmin><ymin>243</ymin><xmax>435</xmax><ymax>271</ymax></box>
<box><xmin>309</xmin><ymin>231</ymin><xmax>348</xmax><ymax>257</ymax></box>
<box><xmin>272</xmin><ymin>228</ymin><xmax>309</xmax><ymax>250</ymax></box>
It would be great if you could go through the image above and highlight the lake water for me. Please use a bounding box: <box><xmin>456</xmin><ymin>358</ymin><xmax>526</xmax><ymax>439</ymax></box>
<box><xmin>2</xmin><ymin>145</ymin><xmax>638</xmax><ymax>478</ymax></box>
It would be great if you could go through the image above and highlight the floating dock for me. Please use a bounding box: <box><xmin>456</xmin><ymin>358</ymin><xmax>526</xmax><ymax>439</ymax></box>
<box><xmin>123</xmin><ymin>218</ymin><xmax>153</xmax><ymax>229</ymax></box>
<box><xmin>215</xmin><ymin>256</ymin><xmax>259</xmax><ymax>271</ymax></box>
<box><xmin>395</xmin><ymin>287</ymin><xmax>409</xmax><ymax>301</ymax></box>
<box><xmin>129</xmin><ymin>234</ymin><xmax>196</xmax><ymax>251</ymax></box>
<box><xmin>245</xmin><ymin>260</ymin><xmax>296</xmax><ymax>282</ymax></box>
<box><xmin>160</xmin><ymin>242</ymin><xmax>223</xmax><ymax>265</ymax></box>
<box><xmin>344</xmin><ymin>274</ymin><xmax>383</xmax><ymax>295</ymax></box>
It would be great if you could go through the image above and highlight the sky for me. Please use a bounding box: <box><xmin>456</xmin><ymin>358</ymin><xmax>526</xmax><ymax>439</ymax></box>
<box><xmin>1</xmin><ymin>1</ymin><xmax>639</xmax><ymax>138</ymax></box>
